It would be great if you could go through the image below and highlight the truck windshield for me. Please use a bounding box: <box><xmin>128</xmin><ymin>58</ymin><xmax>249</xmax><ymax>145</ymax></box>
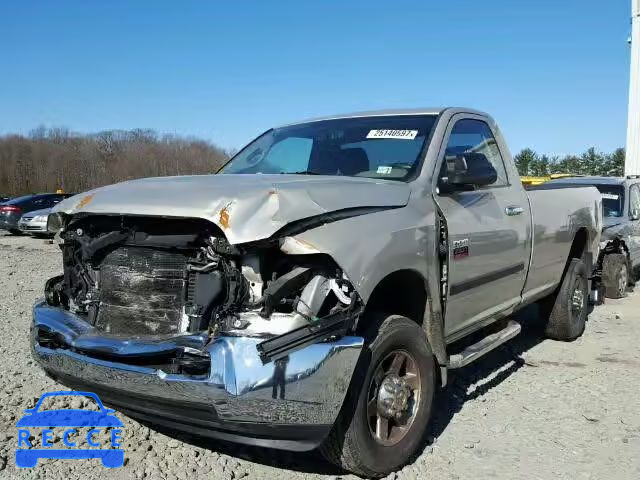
<box><xmin>595</xmin><ymin>185</ymin><xmax>624</xmax><ymax>217</ymax></box>
<box><xmin>219</xmin><ymin>115</ymin><xmax>438</xmax><ymax>181</ymax></box>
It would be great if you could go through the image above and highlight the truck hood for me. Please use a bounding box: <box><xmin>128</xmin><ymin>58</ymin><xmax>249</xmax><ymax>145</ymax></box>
<box><xmin>53</xmin><ymin>174</ymin><xmax>410</xmax><ymax>244</ymax></box>
<box><xmin>601</xmin><ymin>216</ymin><xmax>628</xmax><ymax>242</ymax></box>
<box><xmin>602</xmin><ymin>216</ymin><xmax>624</xmax><ymax>230</ymax></box>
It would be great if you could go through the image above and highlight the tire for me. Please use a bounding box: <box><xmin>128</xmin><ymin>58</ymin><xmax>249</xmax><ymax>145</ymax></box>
<box><xmin>8</xmin><ymin>229</ymin><xmax>22</xmax><ymax>235</ymax></box>
<box><xmin>602</xmin><ymin>253</ymin><xmax>629</xmax><ymax>299</ymax></box>
<box><xmin>540</xmin><ymin>258</ymin><xmax>588</xmax><ymax>341</ymax></box>
<box><xmin>320</xmin><ymin>314</ymin><xmax>435</xmax><ymax>478</ymax></box>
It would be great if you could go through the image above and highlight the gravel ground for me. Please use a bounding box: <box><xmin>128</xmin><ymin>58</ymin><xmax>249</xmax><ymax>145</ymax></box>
<box><xmin>1</xmin><ymin>232</ymin><xmax>639</xmax><ymax>479</ymax></box>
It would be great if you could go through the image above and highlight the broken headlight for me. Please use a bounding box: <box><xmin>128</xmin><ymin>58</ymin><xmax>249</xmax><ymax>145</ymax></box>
<box><xmin>47</xmin><ymin>212</ymin><xmax>66</xmax><ymax>234</ymax></box>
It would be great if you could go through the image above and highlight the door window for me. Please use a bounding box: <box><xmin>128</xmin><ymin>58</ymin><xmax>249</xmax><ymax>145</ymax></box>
<box><xmin>442</xmin><ymin>119</ymin><xmax>509</xmax><ymax>187</ymax></box>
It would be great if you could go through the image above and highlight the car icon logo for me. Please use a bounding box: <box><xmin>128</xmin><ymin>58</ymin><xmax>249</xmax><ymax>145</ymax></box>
<box><xmin>15</xmin><ymin>391</ymin><xmax>124</xmax><ymax>468</ymax></box>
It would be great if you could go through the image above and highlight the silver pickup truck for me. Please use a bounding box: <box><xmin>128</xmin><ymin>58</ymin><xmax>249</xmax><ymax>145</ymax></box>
<box><xmin>33</xmin><ymin>108</ymin><xmax>601</xmax><ymax>477</ymax></box>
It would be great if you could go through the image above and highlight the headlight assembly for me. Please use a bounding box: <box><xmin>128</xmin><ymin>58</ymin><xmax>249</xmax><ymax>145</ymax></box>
<box><xmin>47</xmin><ymin>212</ymin><xmax>65</xmax><ymax>234</ymax></box>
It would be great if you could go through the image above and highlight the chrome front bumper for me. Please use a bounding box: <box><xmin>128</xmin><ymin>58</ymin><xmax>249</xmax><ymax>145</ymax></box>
<box><xmin>18</xmin><ymin>219</ymin><xmax>47</xmax><ymax>232</ymax></box>
<box><xmin>31</xmin><ymin>301</ymin><xmax>364</xmax><ymax>450</ymax></box>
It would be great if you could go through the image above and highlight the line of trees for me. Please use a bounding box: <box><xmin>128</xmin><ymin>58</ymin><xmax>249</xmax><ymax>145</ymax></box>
<box><xmin>514</xmin><ymin>147</ymin><xmax>625</xmax><ymax>177</ymax></box>
<box><xmin>0</xmin><ymin>127</ymin><xmax>230</xmax><ymax>196</ymax></box>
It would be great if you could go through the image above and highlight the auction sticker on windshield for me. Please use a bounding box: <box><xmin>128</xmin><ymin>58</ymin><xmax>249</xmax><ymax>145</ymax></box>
<box><xmin>366</xmin><ymin>129</ymin><xmax>418</xmax><ymax>140</ymax></box>
<box><xmin>601</xmin><ymin>193</ymin><xmax>620</xmax><ymax>200</ymax></box>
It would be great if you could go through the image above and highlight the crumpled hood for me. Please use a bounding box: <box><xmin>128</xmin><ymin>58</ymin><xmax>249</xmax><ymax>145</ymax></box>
<box><xmin>601</xmin><ymin>216</ymin><xmax>627</xmax><ymax>241</ymax></box>
<box><xmin>53</xmin><ymin>174</ymin><xmax>410</xmax><ymax>244</ymax></box>
<box><xmin>602</xmin><ymin>216</ymin><xmax>623</xmax><ymax>230</ymax></box>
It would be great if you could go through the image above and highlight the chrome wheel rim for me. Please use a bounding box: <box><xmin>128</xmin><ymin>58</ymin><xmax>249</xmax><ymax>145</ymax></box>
<box><xmin>367</xmin><ymin>350</ymin><xmax>421</xmax><ymax>446</ymax></box>
<box><xmin>570</xmin><ymin>279</ymin><xmax>585</xmax><ymax>315</ymax></box>
<box><xmin>618</xmin><ymin>264</ymin><xmax>628</xmax><ymax>295</ymax></box>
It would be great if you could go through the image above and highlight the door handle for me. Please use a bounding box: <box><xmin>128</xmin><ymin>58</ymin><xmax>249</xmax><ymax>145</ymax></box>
<box><xmin>505</xmin><ymin>206</ymin><xmax>524</xmax><ymax>216</ymax></box>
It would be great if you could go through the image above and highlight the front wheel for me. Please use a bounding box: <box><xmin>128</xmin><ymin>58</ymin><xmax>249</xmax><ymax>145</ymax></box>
<box><xmin>602</xmin><ymin>253</ymin><xmax>628</xmax><ymax>299</ymax></box>
<box><xmin>321</xmin><ymin>315</ymin><xmax>435</xmax><ymax>478</ymax></box>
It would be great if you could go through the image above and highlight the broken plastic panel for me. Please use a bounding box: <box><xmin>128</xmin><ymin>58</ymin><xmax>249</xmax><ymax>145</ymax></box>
<box><xmin>45</xmin><ymin>214</ymin><xmax>362</xmax><ymax>352</ymax></box>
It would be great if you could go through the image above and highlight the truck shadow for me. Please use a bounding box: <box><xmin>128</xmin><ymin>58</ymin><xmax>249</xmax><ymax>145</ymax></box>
<box><xmin>144</xmin><ymin>422</ymin><xmax>342</xmax><ymax>475</ymax></box>
<box><xmin>142</xmin><ymin>304</ymin><xmax>550</xmax><ymax>475</ymax></box>
<box><xmin>426</xmin><ymin>303</ymin><xmax>546</xmax><ymax>443</ymax></box>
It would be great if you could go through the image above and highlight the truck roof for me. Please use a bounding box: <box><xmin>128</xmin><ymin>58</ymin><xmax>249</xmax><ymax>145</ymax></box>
<box><xmin>279</xmin><ymin>107</ymin><xmax>490</xmax><ymax>127</ymax></box>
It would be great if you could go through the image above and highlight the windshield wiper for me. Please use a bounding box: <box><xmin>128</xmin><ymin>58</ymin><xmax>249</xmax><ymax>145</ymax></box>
<box><xmin>282</xmin><ymin>171</ymin><xmax>323</xmax><ymax>175</ymax></box>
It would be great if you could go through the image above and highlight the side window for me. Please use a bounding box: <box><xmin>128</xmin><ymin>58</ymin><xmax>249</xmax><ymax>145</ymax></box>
<box><xmin>630</xmin><ymin>185</ymin><xmax>640</xmax><ymax>215</ymax></box>
<box><xmin>443</xmin><ymin>119</ymin><xmax>509</xmax><ymax>187</ymax></box>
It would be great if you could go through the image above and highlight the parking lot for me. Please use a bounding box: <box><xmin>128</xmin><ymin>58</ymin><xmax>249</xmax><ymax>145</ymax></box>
<box><xmin>0</xmin><ymin>231</ymin><xmax>639</xmax><ymax>479</ymax></box>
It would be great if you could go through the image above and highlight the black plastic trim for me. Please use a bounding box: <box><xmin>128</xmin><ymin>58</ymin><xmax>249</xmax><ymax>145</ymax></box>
<box><xmin>257</xmin><ymin>307</ymin><xmax>361</xmax><ymax>364</ymax></box>
<box><xmin>270</xmin><ymin>205</ymin><xmax>400</xmax><ymax>239</ymax></box>
<box><xmin>449</xmin><ymin>263</ymin><xmax>525</xmax><ymax>296</ymax></box>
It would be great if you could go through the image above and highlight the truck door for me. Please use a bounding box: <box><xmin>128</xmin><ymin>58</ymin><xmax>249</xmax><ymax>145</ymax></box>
<box><xmin>433</xmin><ymin>115</ymin><xmax>530</xmax><ymax>339</ymax></box>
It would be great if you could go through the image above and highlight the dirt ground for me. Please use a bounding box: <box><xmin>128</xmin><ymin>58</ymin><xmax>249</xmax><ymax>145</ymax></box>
<box><xmin>0</xmin><ymin>232</ymin><xmax>639</xmax><ymax>479</ymax></box>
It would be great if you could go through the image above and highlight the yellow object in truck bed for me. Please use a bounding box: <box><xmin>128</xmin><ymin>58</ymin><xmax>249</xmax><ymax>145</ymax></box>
<box><xmin>520</xmin><ymin>175</ymin><xmax>550</xmax><ymax>186</ymax></box>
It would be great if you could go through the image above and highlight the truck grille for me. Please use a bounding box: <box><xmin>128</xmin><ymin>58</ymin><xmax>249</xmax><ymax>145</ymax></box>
<box><xmin>95</xmin><ymin>247</ymin><xmax>189</xmax><ymax>335</ymax></box>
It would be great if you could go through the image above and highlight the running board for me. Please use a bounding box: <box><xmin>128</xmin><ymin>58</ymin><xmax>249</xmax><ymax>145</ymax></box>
<box><xmin>448</xmin><ymin>320</ymin><xmax>521</xmax><ymax>369</ymax></box>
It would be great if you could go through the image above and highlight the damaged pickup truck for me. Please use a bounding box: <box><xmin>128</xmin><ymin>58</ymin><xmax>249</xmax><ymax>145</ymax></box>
<box><xmin>32</xmin><ymin>108</ymin><xmax>602</xmax><ymax>477</ymax></box>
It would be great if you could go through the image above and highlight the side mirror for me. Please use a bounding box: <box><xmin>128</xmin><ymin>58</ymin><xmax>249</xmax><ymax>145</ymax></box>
<box><xmin>446</xmin><ymin>153</ymin><xmax>498</xmax><ymax>187</ymax></box>
<box><xmin>631</xmin><ymin>208</ymin><xmax>640</xmax><ymax>221</ymax></box>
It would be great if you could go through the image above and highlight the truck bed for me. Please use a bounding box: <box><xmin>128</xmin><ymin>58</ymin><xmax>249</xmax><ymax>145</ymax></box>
<box><xmin>522</xmin><ymin>185</ymin><xmax>602</xmax><ymax>303</ymax></box>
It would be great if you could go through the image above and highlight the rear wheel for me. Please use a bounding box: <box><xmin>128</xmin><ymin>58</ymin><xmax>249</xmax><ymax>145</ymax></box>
<box><xmin>602</xmin><ymin>253</ymin><xmax>628</xmax><ymax>299</ymax></box>
<box><xmin>540</xmin><ymin>258</ymin><xmax>588</xmax><ymax>341</ymax></box>
<box><xmin>321</xmin><ymin>315</ymin><xmax>435</xmax><ymax>478</ymax></box>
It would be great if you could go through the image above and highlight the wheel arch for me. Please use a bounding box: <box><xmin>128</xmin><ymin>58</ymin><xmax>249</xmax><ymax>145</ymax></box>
<box><xmin>569</xmin><ymin>227</ymin><xmax>589</xmax><ymax>261</ymax></box>
<box><xmin>362</xmin><ymin>269</ymin><xmax>427</xmax><ymax>325</ymax></box>
<box><xmin>555</xmin><ymin>227</ymin><xmax>593</xmax><ymax>296</ymax></box>
<box><xmin>360</xmin><ymin>268</ymin><xmax>448</xmax><ymax>378</ymax></box>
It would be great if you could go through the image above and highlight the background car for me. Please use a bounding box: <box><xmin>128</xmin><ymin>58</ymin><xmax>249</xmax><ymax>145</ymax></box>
<box><xmin>546</xmin><ymin>175</ymin><xmax>640</xmax><ymax>298</ymax></box>
<box><xmin>0</xmin><ymin>195</ymin><xmax>10</xmax><ymax>203</ymax></box>
<box><xmin>0</xmin><ymin>193</ymin><xmax>74</xmax><ymax>235</ymax></box>
<box><xmin>18</xmin><ymin>208</ymin><xmax>53</xmax><ymax>237</ymax></box>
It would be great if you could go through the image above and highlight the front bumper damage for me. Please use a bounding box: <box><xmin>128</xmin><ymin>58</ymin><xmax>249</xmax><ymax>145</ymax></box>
<box><xmin>31</xmin><ymin>300</ymin><xmax>364</xmax><ymax>450</ymax></box>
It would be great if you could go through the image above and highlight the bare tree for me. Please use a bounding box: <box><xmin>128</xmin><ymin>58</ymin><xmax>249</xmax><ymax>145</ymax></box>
<box><xmin>0</xmin><ymin>127</ymin><xmax>229</xmax><ymax>195</ymax></box>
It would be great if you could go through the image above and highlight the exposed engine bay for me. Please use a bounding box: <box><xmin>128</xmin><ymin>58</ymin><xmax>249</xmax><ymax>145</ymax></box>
<box><xmin>44</xmin><ymin>214</ymin><xmax>363</xmax><ymax>363</ymax></box>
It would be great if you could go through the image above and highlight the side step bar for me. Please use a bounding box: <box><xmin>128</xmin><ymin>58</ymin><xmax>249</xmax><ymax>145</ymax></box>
<box><xmin>448</xmin><ymin>320</ymin><xmax>521</xmax><ymax>369</ymax></box>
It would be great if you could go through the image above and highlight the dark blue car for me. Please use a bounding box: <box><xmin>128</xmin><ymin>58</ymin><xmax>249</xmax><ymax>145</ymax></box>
<box><xmin>15</xmin><ymin>391</ymin><xmax>123</xmax><ymax>468</ymax></box>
